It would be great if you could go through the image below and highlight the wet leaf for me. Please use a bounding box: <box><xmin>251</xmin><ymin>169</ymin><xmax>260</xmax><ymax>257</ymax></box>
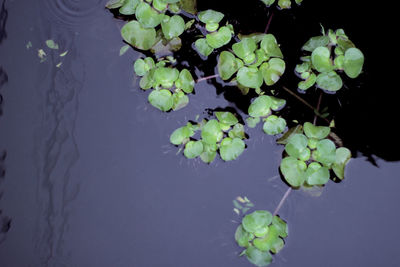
<box><xmin>316</xmin><ymin>71</ymin><xmax>343</xmax><ymax>92</ymax></box>
<box><xmin>272</xmin><ymin>216</ymin><xmax>288</xmax><ymax>238</ymax></box>
<box><xmin>148</xmin><ymin>89</ymin><xmax>174</xmax><ymax>111</ymax></box>
<box><xmin>269</xmin><ymin>96</ymin><xmax>286</xmax><ymax>111</ymax></box>
<box><xmin>278</xmin><ymin>0</ymin><xmax>291</xmax><ymax>9</ymax></box>
<box><xmin>201</xmin><ymin>119</ymin><xmax>223</xmax><ymax>144</ymax></box>
<box><xmin>246</xmin><ymin>116</ymin><xmax>261</xmax><ymax>128</ymax></box>
<box><xmin>248</xmin><ymin>95</ymin><xmax>272</xmax><ymax>118</ymax></box>
<box><xmin>215</xmin><ymin>111</ymin><xmax>238</xmax><ymax>126</ymax></box>
<box><xmin>235</xmin><ymin>224</ymin><xmax>255</xmax><ymax>248</ymax></box>
<box><xmin>119</xmin><ymin>44</ymin><xmax>130</xmax><ymax>56</ymax></box>
<box><xmin>139</xmin><ymin>69</ymin><xmax>156</xmax><ymax>90</ymax></box>
<box><xmin>172</xmin><ymin>91</ymin><xmax>189</xmax><ymax>111</ymax></box>
<box><xmin>175</xmin><ymin>69</ymin><xmax>194</xmax><ymax>94</ymax></box>
<box><xmin>219</xmin><ymin>137</ymin><xmax>245</xmax><ymax>161</ymax></box>
<box><xmin>242</xmin><ymin>210</ymin><xmax>272</xmax><ymax>235</ymax></box>
<box><xmin>260</xmin><ymin>0</ymin><xmax>276</xmax><ymax>6</ymax></box>
<box><xmin>237</xmin><ymin>67</ymin><xmax>263</xmax><ymax>89</ymax></box>
<box><xmin>161</xmin><ymin>15</ymin><xmax>185</xmax><ymax>40</ymax></box>
<box><xmin>152</xmin><ymin>0</ymin><xmax>168</xmax><ymax>11</ymax></box>
<box><xmin>184</xmin><ymin>140</ymin><xmax>204</xmax><ymax>158</ymax></box>
<box><xmin>198</xmin><ymin>9</ymin><xmax>224</xmax><ymax>31</ymax></box>
<box><xmin>280</xmin><ymin>156</ymin><xmax>307</xmax><ymax>187</ymax></box>
<box><xmin>106</xmin><ymin>0</ymin><xmax>125</xmax><ymax>9</ymax></box>
<box><xmin>154</xmin><ymin>67</ymin><xmax>179</xmax><ymax>88</ymax></box>
<box><xmin>285</xmin><ymin>134</ymin><xmax>310</xmax><ymax>161</ymax></box>
<box><xmin>302</xmin><ymin>36</ymin><xmax>329</xmax><ymax>52</ymax></box>
<box><xmin>260</xmin><ymin>58</ymin><xmax>285</xmax><ymax>86</ymax></box>
<box><xmin>263</xmin><ymin>115</ymin><xmax>286</xmax><ymax>135</ymax></box>
<box><xmin>46</xmin><ymin>39</ymin><xmax>59</xmax><ymax>50</ymax></box>
<box><xmin>134</xmin><ymin>57</ymin><xmax>155</xmax><ymax>76</ymax></box>
<box><xmin>179</xmin><ymin>0</ymin><xmax>197</xmax><ymax>14</ymax></box>
<box><xmin>305</xmin><ymin>162</ymin><xmax>330</xmax><ymax>185</ymax></box>
<box><xmin>232</xmin><ymin>38</ymin><xmax>257</xmax><ymax>63</ymax></box>
<box><xmin>229</xmin><ymin>123</ymin><xmax>246</xmax><ymax>139</ymax></box>
<box><xmin>343</xmin><ymin>47</ymin><xmax>364</xmax><ymax>78</ymax></box>
<box><xmin>170</xmin><ymin>124</ymin><xmax>195</xmax><ymax>145</ymax></box>
<box><xmin>218</xmin><ymin>51</ymin><xmax>242</xmax><ymax>80</ymax></box>
<box><xmin>194</xmin><ymin>38</ymin><xmax>213</xmax><ymax>57</ymax></box>
<box><xmin>119</xmin><ymin>0</ymin><xmax>140</xmax><ymax>15</ymax></box>
<box><xmin>303</xmin><ymin>122</ymin><xmax>330</xmax><ymax>140</ymax></box>
<box><xmin>245</xmin><ymin>246</ymin><xmax>273</xmax><ymax>267</ymax></box>
<box><xmin>311</xmin><ymin>46</ymin><xmax>334</xmax><ymax>73</ymax></box>
<box><xmin>298</xmin><ymin>73</ymin><xmax>317</xmax><ymax>90</ymax></box>
<box><xmin>206</xmin><ymin>26</ymin><xmax>232</xmax><ymax>49</ymax></box>
<box><xmin>260</xmin><ymin>34</ymin><xmax>283</xmax><ymax>58</ymax></box>
<box><xmin>121</xmin><ymin>20</ymin><xmax>157</xmax><ymax>50</ymax></box>
<box><xmin>312</xmin><ymin>139</ymin><xmax>336</xmax><ymax>166</ymax></box>
<box><xmin>277</xmin><ymin>125</ymin><xmax>303</xmax><ymax>145</ymax></box>
<box><xmin>200</xmin><ymin>141</ymin><xmax>217</xmax><ymax>163</ymax></box>
<box><xmin>135</xmin><ymin>2</ymin><xmax>164</xmax><ymax>28</ymax></box>
<box><xmin>151</xmin><ymin>36</ymin><xmax>182</xmax><ymax>56</ymax></box>
<box><xmin>332</xmin><ymin>147</ymin><xmax>351</xmax><ymax>179</ymax></box>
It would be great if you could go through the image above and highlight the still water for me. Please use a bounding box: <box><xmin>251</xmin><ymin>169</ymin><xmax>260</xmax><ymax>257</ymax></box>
<box><xmin>0</xmin><ymin>0</ymin><xmax>399</xmax><ymax>266</ymax></box>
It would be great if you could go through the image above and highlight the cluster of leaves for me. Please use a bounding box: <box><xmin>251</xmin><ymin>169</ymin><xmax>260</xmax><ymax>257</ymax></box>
<box><xmin>106</xmin><ymin>0</ymin><xmax>193</xmax><ymax>52</ymax></box>
<box><xmin>233</xmin><ymin>196</ymin><xmax>255</xmax><ymax>216</ymax></box>
<box><xmin>246</xmin><ymin>95</ymin><xmax>287</xmax><ymax>136</ymax></box>
<box><xmin>235</xmin><ymin>210</ymin><xmax>288</xmax><ymax>267</ymax></box>
<box><xmin>169</xmin><ymin>111</ymin><xmax>247</xmax><ymax>162</ymax></box>
<box><xmin>278</xmin><ymin>122</ymin><xmax>351</xmax><ymax>187</ymax></box>
<box><xmin>134</xmin><ymin>56</ymin><xmax>195</xmax><ymax>111</ymax></box>
<box><xmin>296</xmin><ymin>28</ymin><xmax>364</xmax><ymax>92</ymax></box>
<box><xmin>260</xmin><ymin>0</ymin><xmax>303</xmax><ymax>9</ymax></box>
<box><xmin>194</xmin><ymin>9</ymin><xmax>234</xmax><ymax>57</ymax></box>
<box><xmin>218</xmin><ymin>34</ymin><xmax>285</xmax><ymax>94</ymax></box>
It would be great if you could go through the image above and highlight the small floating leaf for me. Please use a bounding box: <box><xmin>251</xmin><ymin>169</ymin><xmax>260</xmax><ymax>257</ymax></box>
<box><xmin>201</xmin><ymin>119</ymin><xmax>223</xmax><ymax>144</ymax></box>
<box><xmin>232</xmin><ymin>38</ymin><xmax>257</xmax><ymax>62</ymax></box>
<box><xmin>246</xmin><ymin>116</ymin><xmax>261</xmax><ymax>128</ymax></box>
<box><xmin>194</xmin><ymin>38</ymin><xmax>213</xmax><ymax>57</ymax></box>
<box><xmin>121</xmin><ymin>20</ymin><xmax>157</xmax><ymax>50</ymax></box>
<box><xmin>219</xmin><ymin>137</ymin><xmax>245</xmax><ymax>161</ymax></box>
<box><xmin>302</xmin><ymin>36</ymin><xmax>329</xmax><ymax>52</ymax></box>
<box><xmin>285</xmin><ymin>134</ymin><xmax>310</xmax><ymax>161</ymax></box>
<box><xmin>135</xmin><ymin>2</ymin><xmax>164</xmax><ymax>28</ymax></box>
<box><xmin>175</xmin><ymin>69</ymin><xmax>194</xmax><ymax>94</ymax></box>
<box><xmin>242</xmin><ymin>210</ymin><xmax>272</xmax><ymax>235</ymax></box>
<box><xmin>235</xmin><ymin>224</ymin><xmax>255</xmax><ymax>248</ymax></box>
<box><xmin>215</xmin><ymin>112</ymin><xmax>238</xmax><ymax>126</ymax></box>
<box><xmin>260</xmin><ymin>34</ymin><xmax>283</xmax><ymax>58</ymax></box>
<box><xmin>59</xmin><ymin>50</ymin><xmax>68</xmax><ymax>57</ymax></box>
<box><xmin>305</xmin><ymin>162</ymin><xmax>330</xmax><ymax>186</ymax></box>
<box><xmin>106</xmin><ymin>0</ymin><xmax>125</xmax><ymax>9</ymax></box>
<box><xmin>311</xmin><ymin>46</ymin><xmax>334</xmax><ymax>73</ymax></box>
<box><xmin>312</xmin><ymin>139</ymin><xmax>336</xmax><ymax>166</ymax></box>
<box><xmin>198</xmin><ymin>9</ymin><xmax>224</xmax><ymax>31</ymax></box>
<box><xmin>245</xmin><ymin>246</ymin><xmax>273</xmax><ymax>267</ymax></box>
<box><xmin>272</xmin><ymin>216</ymin><xmax>288</xmax><ymax>238</ymax></box>
<box><xmin>280</xmin><ymin>156</ymin><xmax>306</xmax><ymax>187</ymax></box>
<box><xmin>343</xmin><ymin>47</ymin><xmax>364</xmax><ymax>78</ymax></box>
<box><xmin>154</xmin><ymin>67</ymin><xmax>179</xmax><ymax>88</ymax></box>
<box><xmin>316</xmin><ymin>71</ymin><xmax>343</xmax><ymax>92</ymax></box>
<box><xmin>206</xmin><ymin>26</ymin><xmax>232</xmax><ymax>49</ymax></box>
<box><xmin>161</xmin><ymin>15</ymin><xmax>185</xmax><ymax>40</ymax></box>
<box><xmin>119</xmin><ymin>0</ymin><xmax>140</xmax><ymax>15</ymax></box>
<box><xmin>172</xmin><ymin>91</ymin><xmax>189</xmax><ymax>111</ymax></box>
<box><xmin>218</xmin><ymin>51</ymin><xmax>242</xmax><ymax>80</ymax></box>
<box><xmin>229</xmin><ymin>123</ymin><xmax>246</xmax><ymax>139</ymax></box>
<box><xmin>184</xmin><ymin>140</ymin><xmax>204</xmax><ymax>158</ymax></box>
<box><xmin>237</xmin><ymin>67</ymin><xmax>263</xmax><ymax>89</ymax></box>
<box><xmin>332</xmin><ymin>147</ymin><xmax>351</xmax><ymax>179</ymax></box>
<box><xmin>248</xmin><ymin>95</ymin><xmax>272</xmax><ymax>118</ymax></box>
<box><xmin>46</xmin><ymin>39</ymin><xmax>59</xmax><ymax>50</ymax></box>
<box><xmin>303</xmin><ymin>122</ymin><xmax>330</xmax><ymax>140</ymax></box>
<box><xmin>148</xmin><ymin>89</ymin><xmax>174</xmax><ymax>111</ymax></box>
<box><xmin>119</xmin><ymin>44</ymin><xmax>130</xmax><ymax>56</ymax></box>
<box><xmin>263</xmin><ymin>115</ymin><xmax>286</xmax><ymax>135</ymax></box>
<box><xmin>170</xmin><ymin>124</ymin><xmax>195</xmax><ymax>145</ymax></box>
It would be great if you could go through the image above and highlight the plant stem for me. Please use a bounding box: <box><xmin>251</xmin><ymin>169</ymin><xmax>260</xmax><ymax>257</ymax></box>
<box><xmin>196</xmin><ymin>74</ymin><xmax>219</xmax><ymax>83</ymax></box>
<box><xmin>313</xmin><ymin>91</ymin><xmax>323</xmax><ymax>125</ymax></box>
<box><xmin>264</xmin><ymin>12</ymin><xmax>274</xmax><ymax>33</ymax></box>
<box><xmin>273</xmin><ymin>187</ymin><xmax>292</xmax><ymax>216</ymax></box>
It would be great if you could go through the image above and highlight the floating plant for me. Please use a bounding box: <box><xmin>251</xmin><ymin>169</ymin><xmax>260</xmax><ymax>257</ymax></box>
<box><xmin>260</xmin><ymin>0</ymin><xmax>303</xmax><ymax>9</ymax></box>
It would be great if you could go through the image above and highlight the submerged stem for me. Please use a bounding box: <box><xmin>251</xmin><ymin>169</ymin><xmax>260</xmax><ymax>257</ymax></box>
<box><xmin>264</xmin><ymin>12</ymin><xmax>274</xmax><ymax>33</ymax></box>
<box><xmin>196</xmin><ymin>74</ymin><xmax>219</xmax><ymax>83</ymax></box>
<box><xmin>313</xmin><ymin>91</ymin><xmax>323</xmax><ymax>125</ymax></box>
<box><xmin>273</xmin><ymin>187</ymin><xmax>292</xmax><ymax>216</ymax></box>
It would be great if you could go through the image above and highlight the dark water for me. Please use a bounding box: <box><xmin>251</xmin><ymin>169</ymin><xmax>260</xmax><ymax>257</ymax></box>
<box><xmin>0</xmin><ymin>0</ymin><xmax>399</xmax><ymax>266</ymax></box>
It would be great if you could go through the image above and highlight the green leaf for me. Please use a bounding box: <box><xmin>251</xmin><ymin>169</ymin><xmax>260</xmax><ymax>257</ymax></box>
<box><xmin>45</xmin><ymin>39</ymin><xmax>59</xmax><ymax>50</ymax></box>
<box><xmin>246</xmin><ymin>116</ymin><xmax>261</xmax><ymax>128</ymax></box>
<box><xmin>134</xmin><ymin>57</ymin><xmax>155</xmax><ymax>76</ymax></box>
<box><xmin>154</xmin><ymin>67</ymin><xmax>179</xmax><ymax>88</ymax></box>
<box><xmin>242</xmin><ymin>210</ymin><xmax>272</xmax><ymax>235</ymax></box>
<box><xmin>311</xmin><ymin>46</ymin><xmax>334</xmax><ymax>73</ymax></box>
<box><xmin>343</xmin><ymin>47</ymin><xmax>364</xmax><ymax>78</ymax></box>
<box><xmin>119</xmin><ymin>44</ymin><xmax>130</xmax><ymax>56</ymax></box>
<box><xmin>194</xmin><ymin>38</ymin><xmax>213</xmax><ymax>57</ymax></box>
<box><xmin>295</xmin><ymin>62</ymin><xmax>311</xmax><ymax>74</ymax></box>
<box><xmin>161</xmin><ymin>15</ymin><xmax>185</xmax><ymax>40</ymax></box>
<box><xmin>270</xmin><ymin>96</ymin><xmax>286</xmax><ymax>111</ymax></box>
<box><xmin>175</xmin><ymin>69</ymin><xmax>194</xmax><ymax>94</ymax></box>
<box><xmin>184</xmin><ymin>140</ymin><xmax>204</xmax><ymax>159</ymax></box>
<box><xmin>232</xmin><ymin>38</ymin><xmax>257</xmax><ymax>62</ymax></box>
<box><xmin>237</xmin><ymin>67</ymin><xmax>263</xmax><ymax>89</ymax></box>
<box><xmin>139</xmin><ymin>69</ymin><xmax>156</xmax><ymax>90</ymax></box>
<box><xmin>280</xmin><ymin>156</ymin><xmax>307</xmax><ymax>187</ymax></box>
<box><xmin>228</xmin><ymin>123</ymin><xmax>246</xmax><ymax>139</ymax></box>
<box><xmin>201</xmin><ymin>119</ymin><xmax>223</xmax><ymax>144</ymax></box>
<box><xmin>200</xmin><ymin>141</ymin><xmax>217</xmax><ymax>163</ymax></box>
<box><xmin>332</xmin><ymin>147</ymin><xmax>351</xmax><ymax>180</ymax></box>
<box><xmin>121</xmin><ymin>20</ymin><xmax>157</xmax><ymax>50</ymax></box>
<box><xmin>303</xmin><ymin>122</ymin><xmax>330</xmax><ymax>140</ymax></box>
<box><xmin>261</xmin><ymin>34</ymin><xmax>283</xmax><ymax>58</ymax></box>
<box><xmin>106</xmin><ymin>0</ymin><xmax>125</xmax><ymax>9</ymax></box>
<box><xmin>263</xmin><ymin>115</ymin><xmax>286</xmax><ymax>135</ymax></box>
<box><xmin>254</xmin><ymin>225</ymin><xmax>284</xmax><ymax>253</ymax></box>
<box><xmin>277</xmin><ymin>125</ymin><xmax>303</xmax><ymax>145</ymax></box>
<box><xmin>135</xmin><ymin>2</ymin><xmax>164</xmax><ymax>28</ymax></box>
<box><xmin>217</xmin><ymin>51</ymin><xmax>242</xmax><ymax>80</ymax></box>
<box><xmin>298</xmin><ymin>73</ymin><xmax>317</xmax><ymax>90</ymax></box>
<box><xmin>316</xmin><ymin>71</ymin><xmax>343</xmax><ymax>92</ymax></box>
<box><xmin>245</xmin><ymin>246</ymin><xmax>273</xmax><ymax>267</ymax></box>
<box><xmin>248</xmin><ymin>95</ymin><xmax>272</xmax><ymax>118</ymax></box>
<box><xmin>278</xmin><ymin>0</ymin><xmax>291</xmax><ymax>9</ymax></box>
<box><xmin>312</xmin><ymin>139</ymin><xmax>336</xmax><ymax>166</ymax></box>
<box><xmin>305</xmin><ymin>162</ymin><xmax>330</xmax><ymax>186</ymax></box>
<box><xmin>119</xmin><ymin>0</ymin><xmax>140</xmax><ymax>15</ymax></box>
<box><xmin>179</xmin><ymin>0</ymin><xmax>197</xmax><ymax>15</ymax></box>
<box><xmin>285</xmin><ymin>134</ymin><xmax>310</xmax><ymax>161</ymax></box>
<box><xmin>219</xmin><ymin>137</ymin><xmax>245</xmax><ymax>161</ymax></box>
<box><xmin>235</xmin><ymin>224</ymin><xmax>255</xmax><ymax>248</ymax></box>
<box><xmin>152</xmin><ymin>0</ymin><xmax>168</xmax><ymax>11</ymax></box>
<box><xmin>170</xmin><ymin>124</ymin><xmax>195</xmax><ymax>145</ymax></box>
<box><xmin>260</xmin><ymin>58</ymin><xmax>285</xmax><ymax>86</ymax></box>
<box><xmin>260</xmin><ymin>0</ymin><xmax>276</xmax><ymax>6</ymax></box>
<box><xmin>272</xmin><ymin>216</ymin><xmax>288</xmax><ymax>238</ymax></box>
<box><xmin>215</xmin><ymin>112</ymin><xmax>238</xmax><ymax>126</ymax></box>
<box><xmin>148</xmin><ymin>89</ymin><xmax>174</xmax><ymax>111</ymax></box>
<box><xmin>198</xmin><ymin>9</ymin><xmax>224</xmax><ymax>28</ymax></box>
<box><xmin>206</xmin><ymin>26</ymin><xmax>232</xmax><ymax>49</ymax></box>
<box><xmin>151</xmin><ymin>36</ymin><xmax>182</xmax><ymax>55</ymax></box>
<box><xmin>172</xmin><ymin>91</ymin><xmax>189</xmax><ymax>111</ymax></box>
<box><xmin>302</xmin><ymin>36</ymin><xmax>329</xmax><ymax>52</ymax></box>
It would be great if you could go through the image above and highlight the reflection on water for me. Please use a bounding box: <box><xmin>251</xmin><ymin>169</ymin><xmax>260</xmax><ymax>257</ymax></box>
<box><xmin>0</xmin><ymin>0</ymin><xmax>7</xmax><ymax>44</ymax></box>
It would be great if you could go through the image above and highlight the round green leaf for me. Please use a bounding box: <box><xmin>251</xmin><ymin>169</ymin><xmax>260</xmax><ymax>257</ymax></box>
<box><xmin>278</xmin><ymin>0</ymin><xmax>291</xmax><ymax>9</ymax></box>
<box><xmin>119</xmin><ymin>0</ymin><xmax>140</xmax><ymax>15</ymax></box>
<box><xmin>260</xmin><ymin>34</ymin><xmax>283</xmax><ymax>58</ymax></box>
<box><xmin>280</xmin><ymin>156</ymin><xmax>306</xmax><ymax>187</ymax></box>
<box><xmin>106</xmin><ymin>0</ymin><xmax>125</xmax><ymax>9</ymax></box>
<box><xmin>206</xmin><ymin>26</ymin><xmax>232</xmax><ymax>49</ymax></box>
<box><xmin>343</xmin><ymin>47</ymin><xmax>364</xmax><ymax>78</ymax></box>
<box><xmin>201</xmin><ymin>119</ymin><xmax>223</xmax><ymax>144</ymax></box>
<box><xmin>334</xmin><ymin>55</ymin><xmax>345</xmax><ymax>70</ymax></box>
<box><xmin>139</xmin><ymin>69</ymin><xmax>156</xmax><ymax>90</ymax></box>
<box><xmin>232</xmin><ymin>38</ymin><xmax>257</xmax><ymax>61</ymax></box>
<box><xmin>135</xmin><ymin>2</ymin><xmax>164</xmax><ymax>28</ymax></box>
<box><xmin>172</xmin><ymin>91</ymin><xmax>189</xmax><ymax>111</ymax></box>
<box><xmin>272</xmin><ymin>216</ymin><xmax>288</xmax><ymax>238</ymax></box>
<box><xmin>311</xmin><ymin>46</ymin><xmax>334</xmax><ymax>73</ymax></box>
<box><xmin>242</xmin><ymin>210</ymin><xmax>272</xmax><ymax>235</ymax></box>
<box><xmin>194</xmin><ymin>38</ymin><xmax>213</xmax><ymax>57</ymax></box>
<box><xmin>303</xmin><ymin>122</ymin><xmax>330</xmax><ymax>140</ymax></box>
<box><xmin>152</xmin><ymin>0</ymin><xmax>168</xmax><ymax>11</ymax></box>
<box><xmin>298</xmin><ymin>73</ymin><xmax>317</xmax><ymax>91</ymax></box>
<box><xmin>228</xmin><ymin>123</ymin><xmax>246</xmax><ymax>139</ymax></box>
<box><xmin>184</xmin><ymin>140</ymin><xmax>204</xmax><ymax>159</ymax></box>
<box><xmin>170</xmin><ymin>124</ymin><xmax>195</xmax><ymax>145</ymax></box>
<box><xmin>219</xmin><ymin>137</ymin><xmax>245</xmax><ymax>161</ymax></box>
<box><xmin>302</xmin><ymin>36</ymin><xmax>329</xmax><ymax>52</ymax></box>
<box><xmin>237</xmin><ymin>67</ymin><xmax>263</xmax><ymax>89</ymax></box>
<box><xmin>305</xmin><ymin>162</ymin><xmax>330</xmax><ymax>186</ymax></box>
<box><xmin>235</xmin><ymin>224</ymin><xmax>255</xmax><ymax>248</ymax></box>
<box><xmin>134</xmin><ymin>58</ymin><xmax>149</xmax><ymax>76</ymax></box>
<box><xmin>217</xmin><ymin>51</ymin><xmax>241</xmax><ymax>80</ymax></box>
<box><xmin>148</xmin><ymin>89</ymin><xmax>174</xmax><ymax>111</ymax></box>
<box><xmin>263</xmin><ymin>115</ymin><xmax>286</xmax><ymax>135</ymax></box>
<box><xmin>161</xmin><ymin>15</ymin><xmax>185</xmax><ymax>40</ymax></box>
<box><xmin>245</xmin><ymin>246</ymin><xmax>273</xmax><ymax>267</ymax></box>
<box><xmin>270</xmin><ymin>96</ymin><xmax>286</xmax><ymax>111</ymax></box>
<box><xmin>175</xmin><ymin>69</ymin><xmax>194</xmax><ymax>94</ymax></box>
<box><xmin>198</xmin><ymin>9</ymin><xmax>224</xmax><ymax>25</ymax></box>
<box><xmin>215</xmin><ymin>111</ymin><xmax>238</xmax><ymax>126</ymax></box>
<box><xmin>154</xmin><ymin>67</ymin><xmax>179</xmax><ymax>88</ymax></box>
<box><xmin>285</xmin><ymin>134</ymin><xmax>310</xmax><ymax>161</ymax></box>
<box><xmin>200</xmin><ymin>141</ymin><xmax>218</xmax><ymax>163</ymax></box>
<box><xmin>313</xmin><ymin>139</ymin><xmax>336</xmax><ymax>166</ymax></box>
<box><xmin>332</xmin><ymin>147</ymin><xmax>351</xmax><ymax>180</ymax></box>
<box><xmin>316</xmin><ymin>71</ymin><xmax>343</xmax><ymax>92</ymax></box>
<box><xmin>248</xmin><ymin>95</ymin><xmax>272</xmax><ymax>118</ymax></box>
<box><xmin>246</xmin><ymin>116</ymin><xmax>261</xmax><ymax>128</ymax></box>
<box><xmin>121</xmin><ymin>20</ymin><xmax>157</xmax><ymax>50</ymax></box>
<box><xmin>260</xmin><ymin>58</ymin><xmax>285</xmax><ymax>86</ymax></box>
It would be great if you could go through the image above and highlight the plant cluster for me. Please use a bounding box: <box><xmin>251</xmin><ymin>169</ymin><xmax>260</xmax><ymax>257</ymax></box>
<box><xmin>217</xmin><ymin>34</ymin><xmax>285</xmax><ymax>94</ymax></box>
<box><xmin>278</xmin><ymin>122</ymin><xmax>351</xmax><ymax>187</ymax></box>
<box><xmin>170</xmin><ymin>111</ymin><xmax>247</xmax><ymax>162</ymax></box>
<box><xmin>295</xmin><ymin>28</ymin><xmax>364</xmax><ymax>92</ymax></box>
<box><xmin>134</xmin><ymin>56</ymin><xmax>195</xmax><ymax>111</ymax></box>
<box><xmin>260</xmin><ymin>0</ymin><xmax>303</xmax><ymax>9</ymax></box>
<box><xmin>235</xmin><ymin>210</ymin><xmax>288</xmax><ymax>267</ymax></box>
<box><xmin>194</xmin><ymin>10</ymin><xmax>234</xmax><ymax>57</ymax></box>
